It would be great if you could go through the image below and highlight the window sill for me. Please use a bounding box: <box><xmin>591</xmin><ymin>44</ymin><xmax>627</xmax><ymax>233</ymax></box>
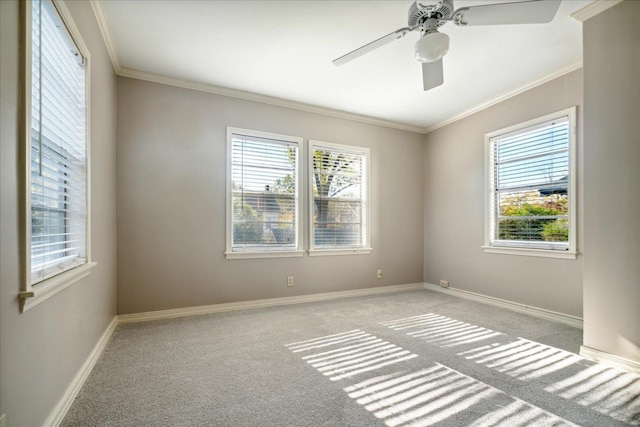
<box><xmin>481</xmin><ymin>246</ymin><xmax>577</xmax><ymax>260</ymax></box>
<box><xmin>19</xmin><ymin>262</ymin><xmax>97</xmax><ymax>312</ymax></box>
<box><xmin>225</xmin><ymin>250</ymin><xmax>305</xmax><ymax>260</ymax></box>
<box><xmin>308</xmin><ymin>248</ymin><xmax>372</xmax><ymax>257</ymax></box>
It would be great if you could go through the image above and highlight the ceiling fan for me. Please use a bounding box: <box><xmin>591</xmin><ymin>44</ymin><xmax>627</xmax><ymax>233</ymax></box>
<box><xmin>333</xmin><ymin>0</ymin><xmax>561</xmax><ymax>91</ymax></box>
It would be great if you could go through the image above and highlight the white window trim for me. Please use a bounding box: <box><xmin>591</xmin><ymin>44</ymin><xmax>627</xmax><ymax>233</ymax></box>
<box><xmin>19</xmin><ymin>0</ymin><xmax>96</xmax><ymax>312</ymax></box>
<box><xmin>308</xmin><ymin>140</ymin><xmax>372</xmax><ymax>256</ymax></box>
<box><xmin>483</xmin><ymin>106</ymin><xmax>578</xmax><ymax>260</ymax></box>
<box><xmin>225</xmin><ymin>127</ymin><xmax>304</xmax><ymax>259</ymax></box>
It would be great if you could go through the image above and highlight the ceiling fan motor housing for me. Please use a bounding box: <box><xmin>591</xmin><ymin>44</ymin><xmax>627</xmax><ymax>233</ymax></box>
<box><xmin>409</xmin><ymin>0</ymin><xmax>454</xmax><ymax>27</ymax></box>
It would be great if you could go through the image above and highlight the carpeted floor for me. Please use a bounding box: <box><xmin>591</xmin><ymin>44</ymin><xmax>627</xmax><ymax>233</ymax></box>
<box><xmin>62</xmin><ymin>289</ymin><xmax>640</xmax><ymax>426</ymax></box>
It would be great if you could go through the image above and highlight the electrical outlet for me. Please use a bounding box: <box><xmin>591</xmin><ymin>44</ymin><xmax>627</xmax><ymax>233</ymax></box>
<box><xmin>287</xmin><ymin>276</ymin><xmax>294</xmax><ymax>287</ymax></box>
<box><xmin>439</xmin><ymin>280</ymin><xmax>449</xmax><ymax>288</ymax></box>
<box><xmin>0</xmin><ymin>413</ymin><xmax>6</xmax><ymax>427</ymax></box>
<box><xmin>376</xmin><ymin>269</ymin><xmax>383</xmax><ymax>280</ymax></box>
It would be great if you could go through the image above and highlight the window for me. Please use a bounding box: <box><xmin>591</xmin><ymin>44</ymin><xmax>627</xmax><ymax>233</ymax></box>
<box><xmin>309</xmin><ymin>140</ymin><xmax>371</xmax><ymax>256</ymax></box>
<box><xmin>483</xmin><ymin>107</ymin><xmax>577</xmax><ymax>259</ymax></box>
<box><xmin>226</xmin><ymin>128</ymin><xmax>303</xmax><ymax>259</ymax></box>
<box><xmin>20</xmin><ymin>0</ymin><xmax>94</xmax><ymax>311</ymax></box>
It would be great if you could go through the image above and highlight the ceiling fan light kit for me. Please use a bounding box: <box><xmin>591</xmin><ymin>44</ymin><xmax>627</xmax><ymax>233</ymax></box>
<box><xmin>332</xmin><ymin>0</ymin><xmax>562</xmax><ymax>91</ymax></box>
<box><xmin>415</xmin><ymin>30</ymin><xmax>450</xmax><ymax>63</ymax></box>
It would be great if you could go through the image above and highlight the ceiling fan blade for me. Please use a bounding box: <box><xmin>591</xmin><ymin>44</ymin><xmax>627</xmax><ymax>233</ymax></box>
<box><xmin>333</xmin><ymin>27</ymin><xmax>414</xmax><ymax>66</ymax></box>
<box><xmin>453</xmin><ymin>0</ymin><xmax>561</xmax><ymax>26</ymax></box>
<box><xmin>422</xmin><ymin>59</ymin><xmax>443</xmax><ymax>91</ymax></box>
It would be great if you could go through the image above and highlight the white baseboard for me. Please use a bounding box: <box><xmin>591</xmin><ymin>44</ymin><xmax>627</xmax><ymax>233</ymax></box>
<box><xmin>423</xmin><ymin>282</ymin><xmax>583</xmax><ymax>329</ymax></box>
<box><xmin>580</xmin><ymin>345</ymin><xmax>640</xmax><ymax>374</ymax></box>
<box><xmin>118</xmin><ymin>283</ymin><xmax>425</xmax><ymax>324</ymax></box>
<box><xmin>44</xmin><ymin>316</ymin><xmax>118</xmax><ymax>427</ymax></box>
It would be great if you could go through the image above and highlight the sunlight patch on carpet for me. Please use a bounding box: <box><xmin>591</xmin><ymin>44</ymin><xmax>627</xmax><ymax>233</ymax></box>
<box><xmin>544</xmin><ymin>362</ymin><xmax>640</xmax><ymax>425</ymax></box>
<box><xmin>460</xmin><ymin>337</ymin><xmax>583</xmax><ymax>380</ymax></box>
<box><xmin>382</xmin><ymin>313</ymin><xmax>503</xmax><ymax>347</ymax></box>
<box><xmin>286</xmin><ymin>329</ymin><xmax>417</xmax><ymax>381</ymax></box>
<box><xmin>344</xmin><ymin>363</ymin><xmax>576</xmax><ymax>427</ymax></box>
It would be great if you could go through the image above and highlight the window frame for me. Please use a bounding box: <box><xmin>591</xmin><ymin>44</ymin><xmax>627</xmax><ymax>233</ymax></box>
<box><xmin>225</xmin><ymin>127</ymin><xmax>304</xmax><ymax>259</ymax></box>
<box><xmin>19</xmin><ymin>0</ymin><xmax>96</xmax><ymax>312</ymax></box>
<box><xmin>483</xmin><ymin>106</ymin><xmax>577</xmax><ymax>259</ymax></box>
<box><xmin>308</xmin><ymin>140</ymin><xmax>371</xmax><ymax>257</ymax></box>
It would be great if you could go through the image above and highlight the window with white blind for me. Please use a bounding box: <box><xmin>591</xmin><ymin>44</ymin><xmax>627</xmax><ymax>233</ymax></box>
<box><xmin>20</xmin><ymin>0</ymin><xmax>94</xmax><ymax>311</ymax></box>
<box><xmin>309</xmin><ymin>141</ymin><xmax>371</xmax><ymax>256</ymax></box>
<box><xmin>483</xmin><ymin>107</ymin><xmax>577</xmax><ymax>259</ymax></box>
<box><xmin>226</xmin><ymin>128</ymin><xmax>303</xmax><ymax>259</ymax></box>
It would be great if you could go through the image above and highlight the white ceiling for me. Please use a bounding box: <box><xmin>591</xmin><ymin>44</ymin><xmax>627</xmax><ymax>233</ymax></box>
<box><xmin>100</xmin><ymin>0</ymin><xmax>592</xmax><ymax>131</ymax></box>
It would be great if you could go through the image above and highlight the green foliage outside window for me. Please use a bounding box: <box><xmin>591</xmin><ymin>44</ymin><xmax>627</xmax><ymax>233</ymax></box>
<box><xmin>498</xmin><ymin>193</ymin><xmax>568</xmax><ymax>242</ymax></box>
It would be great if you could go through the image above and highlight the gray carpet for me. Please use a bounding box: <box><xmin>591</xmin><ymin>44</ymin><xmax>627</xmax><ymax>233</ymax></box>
<box><xmin>62</xmin><ymin>289</ymin><xmax>640</xmax><ymax>426</ymax></box>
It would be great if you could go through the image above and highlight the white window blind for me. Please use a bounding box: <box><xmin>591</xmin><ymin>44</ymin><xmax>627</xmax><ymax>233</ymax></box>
<box><xmin>30</xmin><ymin>0</ymin><xmax>88</xmax><ymax>284</ymax></box>
<box><xmin>310</xmin><ymin>142</ymin><xmax>369</xmax><ymax>250</ymax></box>
<box><xmin>229</xmin><ymin>130</ymin><xmax>300</xmax><ymax>252</ymax></box>
<box><xmin>489</xmin><ymin>115</ymin><xmax>571</xmax><ymax>250</ymax></box>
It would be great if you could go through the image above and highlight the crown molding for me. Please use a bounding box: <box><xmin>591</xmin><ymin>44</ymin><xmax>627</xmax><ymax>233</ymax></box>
<box><xmin>117</xmin><ymin>67</ymin><xmax>426</xmax><ymax>134</ymax></box>
<box><xmin>423</xmin><ymin>61</ymin><xmax>583</xmax><ymax>134</ymax></box>
<box><xmin>118</xmin><ymin>62</ymin><xmax>584</xmax><ymax>137</ymax></box>
<box><xmin>571</xmin><ymin>0</ymin><xmax>624</xmax><ymax>22</ymax></box>
<box><xmin>89</xmin><ymin>0</ymin><xmax>121</xmax><ymax>73</ymax></box>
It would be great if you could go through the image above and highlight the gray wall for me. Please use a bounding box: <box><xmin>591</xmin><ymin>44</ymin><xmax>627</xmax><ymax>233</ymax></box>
<box><xmin>582</xmin><ymin>1</ymin><xmax>640</xmax><ymax>363</ymax></box>
<box><xmin>423</xmin><ymin>70</ymin><xmax>584</xmax><ymax>317</ymax></box>
<box><xmin>0</xmin><ymin>1</ymin><xmax>117</xmax><ymax>425</ymax></box>
<box><xmin>116</xmin><ymin>78</ymin><xmax>425</xmax><ymax>314</ymax></box>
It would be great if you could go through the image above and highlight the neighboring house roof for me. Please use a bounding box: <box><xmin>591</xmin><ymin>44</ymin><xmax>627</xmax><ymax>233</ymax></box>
<box><xmin>261</xmin><ymin>194</ymin><xmax>280</xmax><ymax>213</ymax></box>
<box><xmin>538</xmin><ymin>175</ymin><xmax>569</xmax><ymax>196</ymax></box>
<box><xmin>242</xmin><ymin>190</ymin><xmax>282</xmax><ymax>214</ymax></box>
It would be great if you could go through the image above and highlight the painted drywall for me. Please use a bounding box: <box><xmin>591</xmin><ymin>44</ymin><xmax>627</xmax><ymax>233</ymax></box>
<box><xmin>422</xmin><ymin>69</ymin><xmax>584</xmax><ymax>317</ymax></box>
<box><xmin>0</xmin><ymin>1</ymin><xmax>117</xmax><ymax>425</ymax></box>
<box><xmin>582</xmin><ymin>1</ymin><xmax>640</xmax><ymax>363</ymax></box>
<box><xmin>116</xmin><ymin>77</ymin><xmax>425</xmax><ymax>314</ymax></box>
